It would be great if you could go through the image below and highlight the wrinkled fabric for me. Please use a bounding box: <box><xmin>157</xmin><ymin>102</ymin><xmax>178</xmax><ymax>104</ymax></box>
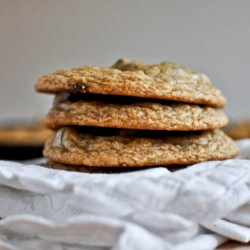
<box><xmin>0</xmin><ymin>140</ymin><xmax>249</xmax><ymax>249</ymax></box>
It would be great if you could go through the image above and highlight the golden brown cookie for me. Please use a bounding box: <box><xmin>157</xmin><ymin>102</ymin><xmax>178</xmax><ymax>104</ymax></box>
<box><xmin>35</xmin><ymin>60</ymin><xmax>225</xmax><ymax>107</ymax></box>
<box><xmin>0</xmin><ymin>121</ymin><xmax>52</xmax><ymax>160</ymax></box>
<box><xmin>0</xmin><ymin>121</ymin><xmax>52</xmax><ymax>146</ymax></box>
<box><xmin>224</xmin><ymin>120</ymin><xmax>250</xmax><ymax>140</ymax></box>
<box><xmin>112</xmin><ymin>58</ymin><xmax>226</xmax><ymax>107</ymax></box>
<box><xmin>44</xmin><ymin>93</ymin><xmax>228</xmax><ymax>130</ymax></box>
<box><xmin>43</xmin><ymin>127</ymin><xmax>239</xmax><ymax>167</ymax></box>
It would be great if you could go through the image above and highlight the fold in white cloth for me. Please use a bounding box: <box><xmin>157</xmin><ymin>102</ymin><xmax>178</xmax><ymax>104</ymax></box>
<box><xmin>0</xmin><ymin>140</ymin><xmax>250</xmax><ymax>249</ymax></box>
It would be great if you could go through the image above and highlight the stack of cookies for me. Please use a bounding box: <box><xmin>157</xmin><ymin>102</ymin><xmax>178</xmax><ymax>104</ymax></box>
<box><xmin>35</xmin><ymin>59</ymin><xmax>239</xmax><ymax>172</ymax></box>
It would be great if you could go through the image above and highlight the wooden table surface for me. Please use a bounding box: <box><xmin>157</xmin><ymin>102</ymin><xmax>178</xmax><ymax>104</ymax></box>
<box><xmin>217</xmin><ymin>241</ymin><xmax>250</xmax><ymax>249</ymax></box>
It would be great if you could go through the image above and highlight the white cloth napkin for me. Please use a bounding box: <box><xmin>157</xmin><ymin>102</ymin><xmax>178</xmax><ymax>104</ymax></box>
<box><xmin>0</xmin><ymin>140</ymin><xmax>250</xmax><ymax>249</ymax></box>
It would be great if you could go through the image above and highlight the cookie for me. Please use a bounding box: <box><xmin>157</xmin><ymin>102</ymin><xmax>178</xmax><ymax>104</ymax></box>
<box><xmin>0</xmin><ymin>121</ymin><xmax>52</xmax><ymax>160</ymax></box>
<box><xmin>224</xmin><ymin>120</ymin><xmax>250</xmax><ymax>139</ymax></box>
<box><xmin>43</xmin><ymin>127</ymin><xmax>239</xmax><ymax>167</ymax></box>
<box><xmin>44</xmin><ymin>93</ymin><xmax>228</xmax><ymax>130</ymax></box>
<box><xmin>112</xmin><ymin>58</ymin><xmax>226</xmax><ymax>107</ymax></box>
<box><xmin>35</xmin><ymin>61</ymin><xmax>225</xmax><ymax>108</ymax></box>
<box><xmin>0</xmin><ymin>121</ymin><xmax>52</xmax><ymax>146</ymax></box>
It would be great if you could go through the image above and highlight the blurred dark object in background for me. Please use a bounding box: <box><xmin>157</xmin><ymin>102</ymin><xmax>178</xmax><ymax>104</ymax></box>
<box><xmin>0</xmin><ymin>121</ymin><xmax>52</xmax><ymax>160</ymax></box>
<box><xmin>224</xmin><ymin>120</ymin><xmax>250</xmax><ymax>140</ymax></box>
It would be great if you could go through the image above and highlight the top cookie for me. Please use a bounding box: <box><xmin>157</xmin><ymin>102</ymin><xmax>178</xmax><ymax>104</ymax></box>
<box><xmin>35</xmin><ymin>59</ymin><xmax>226</xmax><ymax>107</ymax></box>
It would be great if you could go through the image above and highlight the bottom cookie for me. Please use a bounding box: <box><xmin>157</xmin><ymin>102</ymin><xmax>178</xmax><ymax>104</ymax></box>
<box><xmin>44</xmin><ymin>127</ymin><xmax>239</xmax><ymax>167</ymax></box>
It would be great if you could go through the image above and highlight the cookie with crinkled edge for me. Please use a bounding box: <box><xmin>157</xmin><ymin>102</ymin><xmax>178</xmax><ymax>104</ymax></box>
<box><xmin>44</xmin><ymin>93</ymin><xmax>228</xmax><ymax>130</ymax></box>
<box><xmin>43</xmin><ymin>128</ymin><xmax>239</xmax><ymax>167</ymax></box>
<box><xmin>35</xmin><ymin>60</ymin><xmax>226</xmax><ymax>108</ymax></box>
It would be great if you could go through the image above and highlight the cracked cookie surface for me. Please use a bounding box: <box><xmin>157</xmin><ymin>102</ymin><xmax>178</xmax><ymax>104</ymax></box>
<box><xmin>35</xmin><ymin>60</ymin><xmax>225</xmax><ymax>107</ymax></box>
<box><xmin>44</xmin><ymin>93</ymin><xmax>228</xmax><ymax>130</ymax></box>
<box><xmin>44</xmin><ymin>128</ymin><xmax>239</xmax><ymax>167</ymax></box>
